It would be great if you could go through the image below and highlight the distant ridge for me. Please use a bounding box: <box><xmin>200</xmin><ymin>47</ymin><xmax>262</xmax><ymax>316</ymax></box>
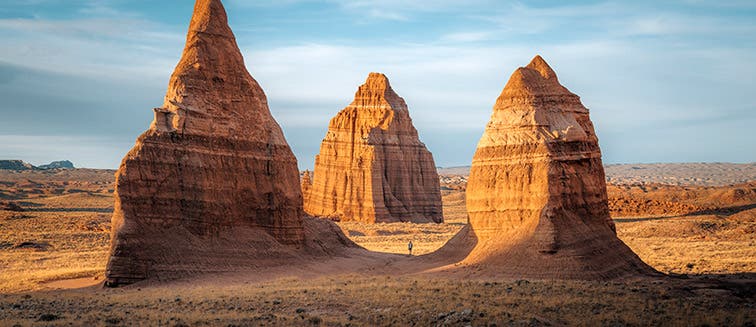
<box><xmin>0</xmin><ymin>160</ymin><xmax>74</xmax><ymax>171</ymax></box>
<box><xmin>37</xmin><ymin>160</ymin><xmax>75</xmax><ymax>170</ymax></box>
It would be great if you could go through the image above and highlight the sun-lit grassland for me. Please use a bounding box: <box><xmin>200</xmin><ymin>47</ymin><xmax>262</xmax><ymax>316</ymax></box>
<box><xmin>1</xmin><ymin>185</ymin><xmax>754</xmax><ymax>294</ymax></box>
<box><xmin>335</xmin><ymin>190</ymin><xmax>468</xmax><ymax>255</ymax></box>
<box><xmin>0</xmin><ymin>170</ymin><xmax>114</xmax><ymax>292</ymax></box>
<box><xmin>0</xmin><ymin>209</ymin><xmax>110</xmax><ymax>293</ymax></box>
<box><xmin>342</xmin><ymin>189</ymin><xmax>756</xmax><ymax>276</ymax></box>
<box><xmin>0</xmin><ymin>170</ymin><xmax>754</xmax><ymax>325</ymax></box>
<box><xmin>617</xmin><ymin>209</ymin><xmax>756</xmax><ymax>275</ymax></box>
<box><xmin>0</xmin><ymin>274</ymin><xmax>752</xmax><ymax>326</ymax></box>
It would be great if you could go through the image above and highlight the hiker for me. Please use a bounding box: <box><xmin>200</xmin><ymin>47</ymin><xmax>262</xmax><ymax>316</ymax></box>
<box><xmin>408</xmin><ymin>240</ymin><xmax>414</xmax><ymax>256</ymax></box>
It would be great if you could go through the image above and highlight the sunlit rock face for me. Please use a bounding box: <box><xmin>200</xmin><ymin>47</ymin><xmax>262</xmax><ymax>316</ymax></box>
<box><xmin>463</xmin><ymin>55</ymin><xmax>655</xmax><ymax>279</ymax></box>
<box><xmin>106</xmin><ymin>0</ymin><xmax>304</xmax><ymax>286</ymax></box>
<box><xmin>304</xmin><ymin>73</ymin><xmax>443</xmax><ymax>224</ymax></box>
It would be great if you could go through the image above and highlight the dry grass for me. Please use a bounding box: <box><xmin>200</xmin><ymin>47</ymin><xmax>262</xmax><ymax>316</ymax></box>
<box><xmin>0</xmin><ymin>209</ymin><xmax>109</xmax><ymax>293</ymax></box>
<box><xmin>0</xmin><ymin>170</ymin><xmax>754</xmax><ymax>325</ymax></box>
<box><xmin>617</xmin><ymin>209</ymin><xmax>756</xmax><ymax>275</ymax></box>
<box><xmin>2</xmin><ymin>187</ymin><xmax>754</xmax><ymax>292</ymax></box>
<box><xmin>31</xmin><ymin>192</ymin><xmax>113</xmax><ymax>209</ymax></box>
<box><xmin>344</xmin><ymin>189</ymin><xmax>755</xmax><ymax>276</ymax></box>
<box><xmin>334</xmin><ymin>191</ymin><xmax>468</xmax><ymax>256</ymax></box>
<box><xmin>0</xmin><ymin>275</ymin><xmax>752</xmax><ymax>326</ymax></box>
<box><xmin>337</xmin><ymin>221</ymin><xmax>463</xmax><ymax>255</ymax></box>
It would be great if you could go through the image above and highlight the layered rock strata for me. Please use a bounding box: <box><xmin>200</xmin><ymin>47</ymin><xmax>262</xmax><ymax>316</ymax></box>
<box><xmin>301</xmin><ymin>170</ymin><xmax>313</xmax><ymax>207</ymax></box>
<box><xmin>462</xmin><ymin>56</ymin><xmax>655</xmax><ymax>279</ymax></box>
<box><xmin>106</xmin><ymin>0</ymin><xmax>304</xmax><ymax>286</ymax></box>
<box><xmin>304</xmin><ymin>73</ymin><xmax>442</xmax><ymax>223</ymax></box>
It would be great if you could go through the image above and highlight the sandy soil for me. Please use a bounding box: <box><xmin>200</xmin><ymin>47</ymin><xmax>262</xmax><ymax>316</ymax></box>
<box><xmin>41</xmin><ymin>277</ymin><xmax>102</xmax><ymax>290</ymax></box>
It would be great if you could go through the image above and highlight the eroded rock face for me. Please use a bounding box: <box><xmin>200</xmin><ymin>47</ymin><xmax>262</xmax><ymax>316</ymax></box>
<box><xmin>304</xmin><ymin>73</ymin><xmax>442</xmax><ymax>224</ymax></box>
<box><xmin>301</xmin><ymin>170</ymin><xmax>313</xmax><ymax>207</ymax></box>
<box><xmin>106</xmin><ymin>0</ymin><xmax>303</xmax><ymax>286</ymax></box>
<box><xmin>463</xmin><ymin>56</ymin><xmax>654</xmax><ymax>279</ymax></box>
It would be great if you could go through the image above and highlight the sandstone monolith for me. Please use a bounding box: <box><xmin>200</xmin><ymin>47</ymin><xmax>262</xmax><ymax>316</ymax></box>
<box><xmin>304</xmin><ymin>73</ymin><xmax>442</xmax><ymax>223</ymax></box>
<box><xmin>105</xmin><ymin>0</ymin><xmax>304</xmax><ymax>286</ymax></box>
<box><xmin>462</xmin><ymin>56</ymin><xmax>655</xmax><ymax>279</ymax></box>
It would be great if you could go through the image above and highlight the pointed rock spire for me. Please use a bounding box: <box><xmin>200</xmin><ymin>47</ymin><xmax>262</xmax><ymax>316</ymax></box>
<box><xmin>106</xmin><ymin>0</ymin><xmax>304</xmax><ymax>286</ymax></box>
<box><xmin>301</xmin><ymin>170</ymin><xmax>313</xmax><ymax>208</ymax></box>
<box><xmin>361</xmin><ymin>72</ymin><xmax>392</xmax><ymax>93</ymax></box>
<box><xmin>526</xmin><ymin>55</ymin><xmax>557</xmax><ymax>80</ymax></box>
<box><xmin>459</xmin><ymin>55</ymin><xmax>656</xmax><ymax>279</ymax></box>
<box><xmin>301</xmin><ymin>170</ymin><xmax>312</xmax><ymax>185</ymax></box>
<box><xmin>499</xmin><ymin>55</ymin><xmax>573</xmax><ymax>100</ymax></box>
<box><xmin>187</xmin><ymin>0</ymin><xmax>234</xmax><ymax>37</ymax></box>
<box><xmin>351</xmin><ymin>72</ymin><xmax>407</xmax><ymax>111</ymax></box>
<box><xmin>305</xmin><ymin>73</ymin><xmax>442</xmax><ymax>223</ymax></box>
<box><xmin>155</xmin><ymin>0</ymin><xmax>277</xmax><ymax>139</ymax></box>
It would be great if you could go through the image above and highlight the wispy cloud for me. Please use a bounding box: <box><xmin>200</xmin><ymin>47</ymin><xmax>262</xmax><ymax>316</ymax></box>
<box><xmin>0</xmin><ymin>16</ymin><xmax>183</xmax><ymax>81</ymax></box>
<box><xmin>441</xmin><ymin>31</ymin><xmax>492</xmax><ymax>43</ymax></box>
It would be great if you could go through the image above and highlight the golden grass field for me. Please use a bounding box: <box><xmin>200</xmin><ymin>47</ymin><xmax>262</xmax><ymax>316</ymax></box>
<box><xmin>0</xmin><ymin>169</ymin><xmax>754</xmax><ymax>325</ymax></box>
<box><xmin>0</xmin><ymin>274</ymin><xmax>752</xmax><ymax>326</ymax></box>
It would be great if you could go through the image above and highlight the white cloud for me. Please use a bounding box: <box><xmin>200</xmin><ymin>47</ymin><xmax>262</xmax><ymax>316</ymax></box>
<box><xmin>1</xmin><ymin>0</ymin><xmax>755</xmax><ymax>168</ymax></box>
<box><xmin>0</xmin><ymin>17</ymin><xmax>183</xmax><ymax>83</ymax></box>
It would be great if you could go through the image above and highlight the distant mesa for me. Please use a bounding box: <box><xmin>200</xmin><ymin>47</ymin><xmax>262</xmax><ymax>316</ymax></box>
<box><xmin>0</xmin><ymin>160</ymin><xmax>36</xmax><ymax>170</ymax></box>
<box><xmin>0</xmin><ymin>160</ymin><xmax>74</xmax><ymax>170</ymax></box>
<box><xmin>37</xmin><ymin>160</ymin><xmax>75</xmax><ymax>170</ymax></box>
<box><xmin>106</xmin><ymin>0</ymin><xmax>356</xmax><ymax>287</ymax></box>
<box><xmin>449</xmin><ymin>55</ymin><xmax>656</xmax><ymax>279</ymax></box>
<box><xmin>303</xmin><ymin>73</ymin><xmax>443</xmax><ymax>224</ymax></box>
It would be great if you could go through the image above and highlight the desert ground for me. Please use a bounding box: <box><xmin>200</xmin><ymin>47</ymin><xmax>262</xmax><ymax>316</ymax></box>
<box><xmin>0</xmin><ymin>164</ymin><xmax>754</xmax><ymax>325</ymax></box>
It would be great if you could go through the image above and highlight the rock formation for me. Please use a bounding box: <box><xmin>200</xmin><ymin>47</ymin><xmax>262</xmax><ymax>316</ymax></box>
<box><xmin>304</xmin><ymin>73</ymin><xmax>442</xmax><ymax>224</ymax></box>
<box><xmin>0</xmin><ymin>160</ymin><xmax>72</xmax><ymax>170</ymax></box>
<box><xmin>106</xmin><ymin>0</ymin><xmax>304</xmax><ymax>286</ymax></box>
<box><xmin>37</xmin><ymin>160</ymin><xmax>74</xmax><ymax>170</ymax></box>
<box><xmin>0</xmin><ymin>160</ymin><xmax>36</xmax><ymax>170</ymax></box>
<box><xmin>301</xmin><ymin>170</ymin><xmax>313</xmax><ymax>207</ymax></box>
<box><xmin>462</xmin><ymin>55</ymin><xmax>655</xmax><ymax>279</ymax></box>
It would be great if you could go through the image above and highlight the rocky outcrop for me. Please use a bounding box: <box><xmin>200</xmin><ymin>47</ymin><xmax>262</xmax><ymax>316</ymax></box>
<box><xmin>0</xmin><ymin>160</ymin><xmax>35</xmax><ymax>170</ymax></box>
<box><xmin>461</xmin><ymin>56</ymin><xmax>655</xmax><ymax>279</ymax></box>
<box><xmin>0</xmin><ymin>160</ymin><xmax>74</xmax><ymax>170</ymax></box>
<box><xmin>304</xmin><ymin>73</ymin><xmax>442</xmax><ymax>224</ymax></box>
<box><xmin>105</xmin><ymin>0</ymin><xmax>304</xmax><ymax>286</ymax></box>
<box><xmin>37</xmin><ymin>160</ymin><xmax>75</xmax><ymax>170</ymax></box>
<box><xmin>301</xmin><ymin>170</ymin><xmax>313</xmax><ymax>208</ymax></box>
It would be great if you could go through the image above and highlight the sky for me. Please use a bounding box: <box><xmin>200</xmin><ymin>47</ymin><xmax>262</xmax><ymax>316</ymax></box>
<box><xmin>0</xmin><ymin>0</ymin><xmax>754</xmax><ymax>169</ymax></box>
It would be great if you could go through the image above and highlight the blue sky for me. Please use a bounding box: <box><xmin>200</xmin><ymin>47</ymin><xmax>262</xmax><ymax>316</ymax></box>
<box><xmin>0</xmin><ymin>0</ymin><xmax>754</xmax><ymax>169</ymax></box>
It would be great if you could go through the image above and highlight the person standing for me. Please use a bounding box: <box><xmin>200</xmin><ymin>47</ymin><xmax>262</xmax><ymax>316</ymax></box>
<box><xmin>408</xmin><ymin>240</ymin><xmax>414</xmax><ymax>256</ymax></box>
